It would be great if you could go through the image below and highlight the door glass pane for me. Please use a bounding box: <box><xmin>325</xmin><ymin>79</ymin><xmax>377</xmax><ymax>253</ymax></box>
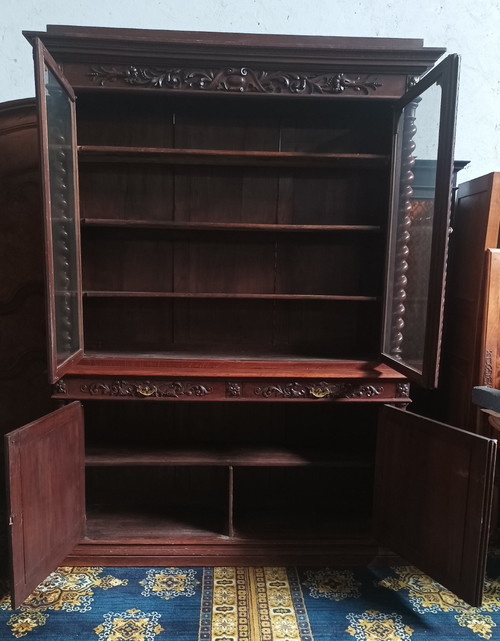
<box><xmin>384</xmin><ymin>81</ymin><xmax>442</xmax><ymax>375</ymax></box>
<box><xmin>44</xmin><ymin>65</ymin><xmax>80</xmax><ymax>363</ymax></box>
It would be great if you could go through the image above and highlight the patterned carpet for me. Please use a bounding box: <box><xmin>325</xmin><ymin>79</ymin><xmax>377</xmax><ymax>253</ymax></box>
<box><xmin>1</xmin><ymin>561</ymin><xmax>500</xmax><ymax>640</ymax></box>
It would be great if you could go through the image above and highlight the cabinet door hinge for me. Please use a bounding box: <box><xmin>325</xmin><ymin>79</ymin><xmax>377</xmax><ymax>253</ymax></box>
<box><xmin>9</xmin><ymin>514</ymin><xmax>15</xmax><ymax>526</ymax></box>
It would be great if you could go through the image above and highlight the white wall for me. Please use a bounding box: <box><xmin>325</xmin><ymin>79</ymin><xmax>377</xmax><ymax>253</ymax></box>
<box><xmin>1</xmin><ymin>0</ymin><xmax>499</xmax><ymax>182</ymax></box>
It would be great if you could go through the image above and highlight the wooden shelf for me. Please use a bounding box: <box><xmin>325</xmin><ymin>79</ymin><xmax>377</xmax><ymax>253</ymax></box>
<box><xmin>83</xmin><ymin>290</ymin><xmax>379</xmax><ymax>301</ymax></box>
<box><xmin>78</xmin><ymin>145</ymin><xmax>390</xmax><ymax>168</ymax></box>
<box><xmin>85</xmin><ymin>446</ymin><xmax>372</xmax><ymax>468</ymax></box>
<box><xmin>85</xmin><ymin>505</ymin><xmax>229</xmax><ymax>541</ymax></box>
<box><xmin>81</xmin><ymin>219</ymin><xmax>382</xmax><ymax>233</ymax></box>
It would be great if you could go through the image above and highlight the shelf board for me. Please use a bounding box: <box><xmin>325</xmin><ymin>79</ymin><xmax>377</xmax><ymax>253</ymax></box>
<box><xmin>85</xmin><ymin>505</ymin><xmax>229</xmax><ymax>541</ymax></box>
<box><xmin>83</xmin><ymin>291</ymin><xmax>379</xmax><ymax>302</ymax></box>
<box><xmin>81</xmin><ymin>219</ymin><xmax>382</xmax><ymax>233</ymax></box>
<box><xmin>78</xmin><ymin>145</ymin><xmax>390</xmax><ymax>168</ymax></box>
<box><xmin>85</xmin><ymin>446</ymin><xmax>373</xmax><ymax>468</ymax></box>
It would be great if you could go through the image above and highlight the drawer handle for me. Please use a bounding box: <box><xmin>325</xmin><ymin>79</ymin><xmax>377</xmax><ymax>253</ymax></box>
<box><xmin>136</xmin><ymin>384</ymin><xmax>157</xmax><ymax>397</ymax></box>
<box><xmin>309</xmin><ymin>386</ymin><xmax>331</xmax><ymax>398</ymax></box>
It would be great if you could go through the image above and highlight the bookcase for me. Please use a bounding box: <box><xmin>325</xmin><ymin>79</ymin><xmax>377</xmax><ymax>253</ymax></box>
<box><xmin>4</xmin><ymin>26</ymin><xmax>497</xmax><ymax>608</ymax></box>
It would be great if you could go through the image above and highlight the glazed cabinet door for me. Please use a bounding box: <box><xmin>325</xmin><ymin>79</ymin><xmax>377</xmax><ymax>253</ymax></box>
<box><xmin>383</xmin><ymin>55</ymin><xmax>459</xmax><ymax>388</ymax></box>
<box><xmin>34</xmin><ymin>38</ymin><xmax>83</xmax><ymax>382</ymax></box>
<box><xmin>5</xmin><ymin>402</ymin><xmax>85</xmax><ymax>609</ymax></box>
<box><xmin>374</xmin><ymin>405</ymin><xmax>496</xmax><ymax>606</ymax></box>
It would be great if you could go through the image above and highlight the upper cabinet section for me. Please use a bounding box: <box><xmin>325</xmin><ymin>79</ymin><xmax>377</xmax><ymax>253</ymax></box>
<box><xmin>27</xmin><ymin>26</ymin><xmax>453</xmax><ymax>381</ymax></box>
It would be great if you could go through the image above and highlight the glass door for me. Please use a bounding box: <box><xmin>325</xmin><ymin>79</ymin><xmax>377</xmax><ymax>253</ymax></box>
<box><xmin>34</xmin><ymin>38</ymin><xmax>83</xmax><ymax>382</ymax></box>
<box><xmin>382</xmin><ymin>55</ymin><xmax>459</xmax><ymax>388</ymax></box>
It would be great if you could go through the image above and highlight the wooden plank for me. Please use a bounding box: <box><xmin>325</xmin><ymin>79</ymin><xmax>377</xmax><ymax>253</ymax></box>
<box><xmin>83</xmin><ymin>291</ymin><xmax>379</xmax><ymax>301</ymax></box>
<box><xmin>78</xmin><ymin>145</ymin><xmax>390</xmax><ymax>167</ymax></box>
<box><xmin>84</xmin><ymin>446</ymin><xmax>373</xmax><ymax>467</ymax></box>
<box><xmin>81</xmin><ymin>219</ymin><xmax>382</xmax><ymax>232</ymax></box>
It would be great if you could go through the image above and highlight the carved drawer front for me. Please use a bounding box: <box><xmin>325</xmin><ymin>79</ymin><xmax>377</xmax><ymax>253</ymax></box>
<box><xmin>53</xmin><ymin>377</ymin><xmax>410</xmax><ymax>402</ymax></box>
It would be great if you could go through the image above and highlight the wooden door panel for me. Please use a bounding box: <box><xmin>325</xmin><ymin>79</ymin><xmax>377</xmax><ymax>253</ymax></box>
<box><xmin>5</xmin><ymin>402</ymin><xmax>85</xmax><ymax>608</ymax></box>
<box><xmin>375</xmin><ymin>405</ymin><xmax>496</xmax><ymax>606</ymax></box>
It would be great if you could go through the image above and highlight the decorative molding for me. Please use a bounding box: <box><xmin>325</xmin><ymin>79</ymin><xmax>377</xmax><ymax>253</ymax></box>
<box><xmin>484</xmin><ymin>350</ymin><xmax>493</xmax><ymax>387</ymax></box>
<box><xmin>79</xmin><ymin>379</ymin><xmax>213</xmax><ymax>398</ymax></box>
<box><xmin>254</xmin><ymin>381</ymin><xmax>383</xmax><ymax>399</ymax></box>
<box><xmin>344</xmin><ymin>384</ymin><xmax>384</xmax><ymax>398</ymax></box>
<box><xmin>88</xmin><ymin>65</ymin><xmax>383</xmax><ymax>95</ymax></box>
<box><xmin>396</xmin><ymin>382</ymin><xmax>410</xmax><ymax>398</ymax></box>
<box><xmin>255</xmin><ymin>382</ymin><xmax>309</xmax><ymax>399</ymax></box>
<box><xmin>226</xmin><ymin>382</ymin><xmax>242</xmax><ymax>397</ymax></box>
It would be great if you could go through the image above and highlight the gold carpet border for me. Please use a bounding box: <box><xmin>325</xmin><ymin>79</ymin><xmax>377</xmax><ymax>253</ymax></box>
<box><xmin>199</xmin><ymin>567</ymin><xmax>313</xmax><ymax>641</ymax></box>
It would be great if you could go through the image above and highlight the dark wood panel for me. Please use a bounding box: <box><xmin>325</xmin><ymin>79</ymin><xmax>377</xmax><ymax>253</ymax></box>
<box><xmin>276</xmin><ymin>237</ymin><xmax>384</xmax><ymax>296</ymax></box>
<box><xmin>375</xmin><ymin>405</ymin><xmax>496</xmax><ymax>606</ymax></box>
<box><xmin>82</xmin><ymin>229</ymin><xmax>175</xmax><ymax>292</ymax></box>
<box><xmin>76</xmin><ymin>92</ymin><xmax>175</xmax><ymax>147</ymax></box>
<box><xmin>79</xmin><ymin>164</ymin><xmax>174</xmax><ymax>221</ymax></box>
<box><xmin>277</xmin><ymin>167</ymin><xmax>389</xmax><ymax>225</ymax></box>
<box><xmin>174</xmin><ymin>165</ymin><xmax>279</xmax><ymax>224</ymax></box>
<box><xmin>6</xmin><ymin>403</ymin><xmax>85</xmax><ymax>608</ymax></box>
<box><xmin>172</xmin><ymin>235</ymin><xmax>275</xmax><ymax>294</ymax></box>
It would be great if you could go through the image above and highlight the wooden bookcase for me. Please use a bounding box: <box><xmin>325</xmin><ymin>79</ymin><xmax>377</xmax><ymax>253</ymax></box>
<box><xmin>3</xmin><ymin>26</ymin><xmax>497</xmax><ymax>608</ymax></box>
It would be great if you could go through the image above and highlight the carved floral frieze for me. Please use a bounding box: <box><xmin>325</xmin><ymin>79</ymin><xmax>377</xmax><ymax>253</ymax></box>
<box><xmin>79</xmin><ymin>379</ymin><xmax>213</xmax><ymax>398</ymax></box>
<box><xmin>254</xmin><ymin>381</ymin><xmax>384</xmax><ymax>399</ymax></box>
<box><xmin>88</xmin><ymin>65</ymin><xmax>382</xmax><ymax>95</ymax></box>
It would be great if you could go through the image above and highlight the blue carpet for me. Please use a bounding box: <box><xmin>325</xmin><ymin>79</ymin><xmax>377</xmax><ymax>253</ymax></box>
<box><xmin>1</xmin><ymin>560</ymin><xmax>500</xmax><ymax>640</ymax></box>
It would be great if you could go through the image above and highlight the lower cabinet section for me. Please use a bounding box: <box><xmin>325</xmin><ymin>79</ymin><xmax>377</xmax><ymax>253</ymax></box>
<box><xmin>6</xmin><ymin>397</ymin><xmax>497</xmax><ymax>607</ymax></box>
<box><xmin>77</xmin><ymin>401</ymin><xmax>379</xmax><ymax>561</ymax></box>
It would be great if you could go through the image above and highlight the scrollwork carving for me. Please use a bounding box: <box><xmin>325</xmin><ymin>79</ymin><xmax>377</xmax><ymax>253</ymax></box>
<box><xmin>88</xmin><ymin>65</ymin><xmax>382</xmax><ymax>95</ymax></box>
<box><xmin>254</xmin><ymin>382</ymin><xmax>309</xmax><ymax>398</ymax></box>
<box><xmin>79</xmin><ymin>380</ymin><xmax>213</xmax><ymax>398</ymax></box>
<box><xmin>254</xmin><ymin>381</ymin><xmax>383</xmax><ymax>399</ymax></box>
<box><xmin>344</xmin><ymin>385</ymin><xmax>384</xmax><ymax>398</ymax></box>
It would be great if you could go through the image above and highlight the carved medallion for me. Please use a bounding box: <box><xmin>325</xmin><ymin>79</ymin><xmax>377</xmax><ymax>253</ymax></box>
<box><xmin>88</xmin><ymin>65</ymin><xmax>382</xmax><ymax>95</ymax></box>
<box><xmin>226</xmin><ymin>382</ymin><xmax>242</xmax><ymax>397</ymax></box>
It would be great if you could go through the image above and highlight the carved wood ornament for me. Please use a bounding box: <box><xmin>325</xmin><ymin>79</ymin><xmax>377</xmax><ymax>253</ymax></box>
<box><xmin>254</xmin><ymin>382</ymin><xmax>384</xmax><ymax>399</ymax></box>
<box><xmin>80</xmin><ymin>380</ymin><xmax>213</xmax><ymax>398</ymax></box>
<box><xmin>88</xmin><ymin>65</ymin><xmax>382</xmax><ymax>95</ymax></box>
